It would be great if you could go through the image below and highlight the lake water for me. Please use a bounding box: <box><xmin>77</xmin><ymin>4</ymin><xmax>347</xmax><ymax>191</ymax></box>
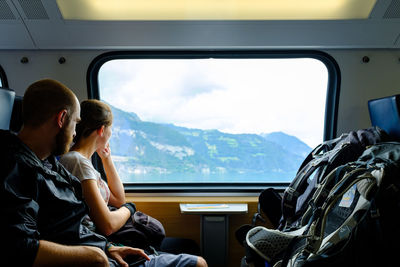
<box><xmin>120</xmin><ymin>171</ymin><xmax>295</xmax><ymax>184</ymax></box>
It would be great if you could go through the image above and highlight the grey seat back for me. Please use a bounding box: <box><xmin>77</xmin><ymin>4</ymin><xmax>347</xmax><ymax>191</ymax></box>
<box><xmin>0</xmin><ymin>88</ymin><xmax>15</xmax><ymax>130</ymax></box>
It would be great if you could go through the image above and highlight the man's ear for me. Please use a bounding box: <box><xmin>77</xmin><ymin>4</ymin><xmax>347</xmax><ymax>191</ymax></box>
<box><xmin>56</xmin><ymin>109</ymin><xmax>68</xmax><ymax>128</ymax></box>
<box><xmin>97</xmin><ymin>125</ymin><xmax>105</xmax><ymax>136</ymax></box>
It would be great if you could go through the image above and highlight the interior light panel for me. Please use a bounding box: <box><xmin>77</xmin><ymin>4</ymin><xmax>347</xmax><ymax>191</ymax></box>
<box><xmin>56</xmin><ymin>0</ymin><xmax>377</xmax><ymax>20</ymax></box>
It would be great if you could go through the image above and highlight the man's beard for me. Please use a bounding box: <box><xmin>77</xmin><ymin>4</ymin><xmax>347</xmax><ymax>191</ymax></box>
<box><xmin>54</xmin><ymin>126</ymin><xmax>73</xmax><ymax>156</ymax></box>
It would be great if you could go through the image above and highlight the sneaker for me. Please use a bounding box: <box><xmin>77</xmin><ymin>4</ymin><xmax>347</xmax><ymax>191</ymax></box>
<box><xmin>246</xmin><ymin>226</ymin><xmax>297</xmax><ymax>263</ymax></box>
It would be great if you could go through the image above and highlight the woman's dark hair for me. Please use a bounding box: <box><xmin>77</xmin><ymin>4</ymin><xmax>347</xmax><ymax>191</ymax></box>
<box><xmin>74</xmin><ymin>99</ymin><xmax>113</xmax><ymax>142</ymax></box>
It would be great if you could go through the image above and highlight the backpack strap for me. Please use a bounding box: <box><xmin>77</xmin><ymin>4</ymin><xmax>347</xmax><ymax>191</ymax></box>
<box><xmin>297</xmin><ymin>135</ymin><xmax>346</xmax><ymax>173</ymax></box>
<box><xmin>305</xmin><ymin>167</ymin><xmax>373</xmax><ymax>254</ymax></box>
<box><xmin>283</xmin><ymin>161</ymin><xmax>325</xmax><ymax>216</ymax></box>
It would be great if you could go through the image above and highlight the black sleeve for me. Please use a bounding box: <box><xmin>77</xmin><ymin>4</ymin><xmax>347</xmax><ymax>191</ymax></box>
<box><xmin>0</xmin><ymin>159</ymin><xmax>40</xmax><ymax>266</ymax></box>
<box><xmin>53</xmin><ymin>156</ymin><xmax>84</xmax><ymax>200</ymax></box>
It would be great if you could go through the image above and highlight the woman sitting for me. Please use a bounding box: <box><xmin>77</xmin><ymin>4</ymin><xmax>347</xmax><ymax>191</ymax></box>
<box><xmin>60</xmin><ymin>99</ymin><xmax>134</xmax><ymax>236</ymax></box>
<box><xmin>61</xmin><ymin>99</ymin><xmax>207</xmax><ymax>267</ymax></box>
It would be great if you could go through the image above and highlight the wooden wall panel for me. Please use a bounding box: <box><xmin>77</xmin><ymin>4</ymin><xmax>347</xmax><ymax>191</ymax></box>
<box><xmin>126</xmin><ymin>196</ymin><xmax>273</xmax><ymax>267</ymax></box>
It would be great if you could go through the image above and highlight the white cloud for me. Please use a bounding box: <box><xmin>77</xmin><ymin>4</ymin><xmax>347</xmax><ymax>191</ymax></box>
<box><xmin>99</xmin><ymin>58</ymin><xmax>327</xmax><ymax>147</ymax></box>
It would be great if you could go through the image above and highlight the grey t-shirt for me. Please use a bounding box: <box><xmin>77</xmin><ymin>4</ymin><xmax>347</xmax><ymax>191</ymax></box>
<box><xmin>60</xmin><ymin>151</ymin><xmax>110</xmax><ymax>204</ymax></box>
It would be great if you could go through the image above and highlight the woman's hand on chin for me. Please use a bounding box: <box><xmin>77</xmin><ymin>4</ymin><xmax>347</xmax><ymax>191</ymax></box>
<box><xmin>97</xmin><ymin>143</ymin><xmax>111</xmax><ymax>160</ymax></box>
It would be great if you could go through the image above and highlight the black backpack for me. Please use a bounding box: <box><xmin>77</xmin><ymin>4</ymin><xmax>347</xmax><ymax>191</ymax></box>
<box><xmin>108</xmin><ymin>209</ymin><xmax>166</xmax><ymax>250</ymax></box>
<box><xmin>260</xmin><ymin>127</ymin><xmax>387</xmax><ymax>231</ymax></box>
<box><xmin>283</xmin><ymin>142</ymin><xmax>400</xmax><ymax>267</ymax></box>
<box><xmin>245</xmin><ymin>142</ymin><xmax>400</xmax><ymax>267</ymax></box>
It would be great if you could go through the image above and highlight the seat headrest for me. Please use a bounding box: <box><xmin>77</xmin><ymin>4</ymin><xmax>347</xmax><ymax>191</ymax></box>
<box><xmin>368</xmin><ymin>94</ymin><xmax>400</xmax><ymax>140</ymax></box>
<box><xmin>0</xmin><ymin>88</ymin><xmax>15</xmax><ymax>130</ymax></box>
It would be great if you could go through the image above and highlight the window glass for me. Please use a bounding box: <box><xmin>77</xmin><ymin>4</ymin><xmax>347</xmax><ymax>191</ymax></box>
<box><xmin>98</xmin><ymin>56</ymin><xmax>329</xmax><ymax>184</ymax></box>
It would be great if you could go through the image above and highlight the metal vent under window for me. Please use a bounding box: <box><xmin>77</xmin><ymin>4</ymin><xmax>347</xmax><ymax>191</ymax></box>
<box><xmin>18</xmin><ymin>0</ymin><xmax>49</xmax><ymax>20</ymax></box>
<box><xmin>383</xmin><ymin>0</ymin><xmax>400</xmax><ymax>19</ymax></box>
<box><xmin>0</xmin><ymin>0</ymin><xmax>16</xmax><ymax>20</ymax></box>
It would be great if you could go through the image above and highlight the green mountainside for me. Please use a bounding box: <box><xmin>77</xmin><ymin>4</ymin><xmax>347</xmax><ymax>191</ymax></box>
<box><xmin>109</xmin><ymin>104</ymin><xmax>312</xmax><ymax>182</ymax></box>
<box><xmin>261</xmin><ymin>132</ymin><xmax>312</xmax><ymax>158</ymax></box>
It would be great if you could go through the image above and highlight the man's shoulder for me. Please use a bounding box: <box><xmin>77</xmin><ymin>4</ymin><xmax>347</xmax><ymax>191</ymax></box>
<box><xmin>0</xmin><ymin>132</ymin><xmax>40</xmax><ymax>195</ymax></box>
<box><xmin>0</xmin><ymin>130</ymin><xmax>39</xmax><ymax>165</ymax></box>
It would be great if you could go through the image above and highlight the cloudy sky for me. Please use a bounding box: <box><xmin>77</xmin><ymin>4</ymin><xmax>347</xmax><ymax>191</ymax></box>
<box><xmin>99</xmin><ymin>58</ymin><xmax>327</xmax><ymax>147</ymax></box>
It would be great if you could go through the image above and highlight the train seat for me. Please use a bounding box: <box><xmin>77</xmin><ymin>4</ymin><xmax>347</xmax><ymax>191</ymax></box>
<box><xmin>368</xmin><ymin>94</ymin><xmax>400</xmax><ymax>140</ymax></box>
<box><xmin>0</xmin><ymin>87</ymin><xmax>15</xmax><ymax>130</ymax></box>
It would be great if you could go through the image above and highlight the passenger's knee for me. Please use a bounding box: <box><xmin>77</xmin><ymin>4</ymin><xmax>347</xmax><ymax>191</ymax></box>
<box><xmin>196</xmin><ymin>256</ymin><xmax>208</xmax><ymax>267</ymax></box>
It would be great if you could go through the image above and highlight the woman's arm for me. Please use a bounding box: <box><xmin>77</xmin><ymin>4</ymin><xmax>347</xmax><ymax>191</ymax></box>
<box><xmin>97</xmin><ymin>144</ymin><xmax>126</xmax><ymax>207</ymax></box>
<box><xmin>33</xmin><ymin>240</ymin><xmax>108</xmax><ymax>267</ymax></box>
<box><xmin>82</xmin><ymin>179</ymin><xmax>131</xmax><ymax>236</ymax></box>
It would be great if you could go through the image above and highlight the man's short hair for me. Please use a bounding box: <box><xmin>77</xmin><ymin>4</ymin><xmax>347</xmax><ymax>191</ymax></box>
<box><xmin>22</xmin><ymin>79</ymin><xmax>77</xmax><ymax>127</ymax></box>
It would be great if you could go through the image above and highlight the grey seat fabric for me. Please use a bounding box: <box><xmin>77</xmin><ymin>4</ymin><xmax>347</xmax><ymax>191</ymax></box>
<box><xmin>0</xmin><ymin>88</ymin><xmax>15</xmax><ymax>130</ymax></box>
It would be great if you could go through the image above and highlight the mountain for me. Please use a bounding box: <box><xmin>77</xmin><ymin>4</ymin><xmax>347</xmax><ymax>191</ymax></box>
<box><xmin>108</xmin><ymin>104</ymin><xmax>307</xmax><ymax>182</ymax></box>
<box><xmin>260</xmin><ymin>131</ymin><xmax>312</xmax><ymax>158</ymax></box>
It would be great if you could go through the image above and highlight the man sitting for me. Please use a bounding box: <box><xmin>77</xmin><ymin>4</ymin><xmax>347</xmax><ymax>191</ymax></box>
<box><xmin>0</xmin><ymin>79</ymin><xmax>207</xmax><ymax>267</ymax></box>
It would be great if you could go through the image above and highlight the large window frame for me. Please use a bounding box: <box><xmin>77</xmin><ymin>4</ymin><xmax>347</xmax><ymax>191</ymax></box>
<box><xmin>87</xmin><ymin>50</ymin><xmax>340</xmax><ymax>192</ymax></box>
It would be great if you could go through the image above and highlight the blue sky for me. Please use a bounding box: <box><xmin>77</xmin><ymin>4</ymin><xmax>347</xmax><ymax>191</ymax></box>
<box><xmin>99</xmin><ymin>58</ymin><xmax>327</xmax><ymax>147</ymax></box>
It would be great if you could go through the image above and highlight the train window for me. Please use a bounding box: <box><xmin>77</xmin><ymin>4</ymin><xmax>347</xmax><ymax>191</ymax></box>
<box><xmin>89</xmin><ymin>51</ymin><xmax>339</xmax><ymax>189</ymax></box>
<box><xmin>0</xmin><ymin>65</ymin><xmax>8</xmax><ymax>88</ymax></box>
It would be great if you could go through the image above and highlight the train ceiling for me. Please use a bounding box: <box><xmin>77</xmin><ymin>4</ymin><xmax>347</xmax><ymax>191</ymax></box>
<box><xmin>0</xmin><ymin>0</ymin><xmax>400</xmax><ymax>49</ymax></box>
